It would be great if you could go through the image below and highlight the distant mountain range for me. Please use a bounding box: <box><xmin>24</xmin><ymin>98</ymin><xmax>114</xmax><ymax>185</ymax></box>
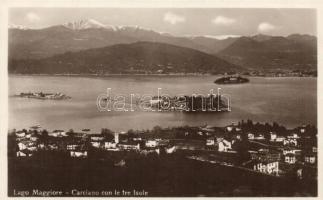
<box><xmin>9</xmin><ymin>41</ymin><xmax>239</xmax><ymax>74</ymax></box>
<box><xmin>9</xmin><ymin>19</ymin><xmax>234</xmax><ymax>60</ymax></box>
<box><xmin>9</xmin><ymin>19</ymin><xmax>317</xmax><ymax>74</ymax></box>
<box><xmin>217</xmin><ymin>34</ymin><xmax>317</xmax><ymax>70</ymax></box>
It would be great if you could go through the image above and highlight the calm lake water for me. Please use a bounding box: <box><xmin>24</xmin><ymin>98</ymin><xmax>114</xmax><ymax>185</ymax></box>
<box><xmin>9</xmin><ymin>75</ymin><xmax>317</xmax><ymax>132</ymax></box>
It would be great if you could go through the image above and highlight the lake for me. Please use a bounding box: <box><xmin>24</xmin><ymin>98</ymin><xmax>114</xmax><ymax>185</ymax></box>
<box><xmin>9</xmin><ymin>75</ymin><xmax>317</xmax><ymax>132</ymax></box>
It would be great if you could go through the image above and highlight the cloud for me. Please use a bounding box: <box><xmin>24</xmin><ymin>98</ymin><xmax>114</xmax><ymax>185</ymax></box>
<box><xmin>26</xmin><ymin>12</ymin><xmax>40</xmax><ymax>23</ymax></box>
<box><xmin>257</xmin><ymin>22</ymin><xmax>275</xmax><ymax>33</ymax></box>
<box><xmin>212</xmin><ymin>16</ymin><xmax>236</xmax><ymax>26</ymax></box>
<box><xmin>163</xmin><ymin>12</ymin><xmax>185</xmax><ymax>25</ymax></box>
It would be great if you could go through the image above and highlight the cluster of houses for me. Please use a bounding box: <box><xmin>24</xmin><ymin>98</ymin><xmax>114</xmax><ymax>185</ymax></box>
<box><xmin>11</xmin><ymin>121</ymin><xmax>317</xmax><ymax>179</ymax></box>
<box><xmin>13</xmin><ymin>128</ymin><xmax>176</xmax><ymax>159</ymax></box>
<box><xmin>206</xmin><ymin>137</ymin><xmax>233</xmax><ymax>152</ymax></box>
<box><xmin>15</xmin><ymin>129</ymin><xmax>40</xmax><ymax>157</ymax></box>
<box><xmin>204</xmin><ymin>123</ymin><xmax>317</xmax><ymax>178</ymax></box>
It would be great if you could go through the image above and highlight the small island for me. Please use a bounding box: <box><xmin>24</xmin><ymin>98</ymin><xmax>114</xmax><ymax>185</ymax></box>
<box><xmin>14</xmin><ymin>92</ymin><xmax>71</xmax><ymax>100</ymax></box>
<box><xmin>214</xmin><ymin>75</ymin><xmax>249</xmax><ymax>84</ymax></box>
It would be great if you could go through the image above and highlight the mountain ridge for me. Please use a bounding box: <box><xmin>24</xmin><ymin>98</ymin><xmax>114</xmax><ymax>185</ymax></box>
<box><xmin>9</xmin><ymin>41</ymin><xmax>241</xmax><ymax>74</ymax></box>
<box><xmin>9</xmin><ymin>19</ymin><xmax>317</xmax><ymax>71</ymax></box>
<box><xmin>217</xmin><ymin>35</ymin><xmax>316</xmax><ymax>70</ymax></box>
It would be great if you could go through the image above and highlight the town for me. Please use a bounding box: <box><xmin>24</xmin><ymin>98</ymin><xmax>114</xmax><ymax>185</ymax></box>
<box><xmin>8</xmin><ymin>120</ymin><xmax>317</xmax><ymax>181</ymax></box>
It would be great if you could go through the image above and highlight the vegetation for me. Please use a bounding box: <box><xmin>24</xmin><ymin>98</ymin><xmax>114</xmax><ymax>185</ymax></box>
<box><xmin>9</xmin><ymin>42</ymin><xmax>239</xmax><ymax>75</ymax></box>
<box><xmin>217</xmin><ymin>35</ymin><xmax>317</xmax><ymax>70</ymax></box>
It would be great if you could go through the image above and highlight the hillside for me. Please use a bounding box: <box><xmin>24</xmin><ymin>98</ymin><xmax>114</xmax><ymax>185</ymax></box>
<box><xmin>217</xmin><ymin>34</ymin><xmax>317</xmax><ymax>70</ymax></box>
<box><xmin>9</xmin><ymin>42</ymin><xmax>240</xmax><ymax>74</ymax></box>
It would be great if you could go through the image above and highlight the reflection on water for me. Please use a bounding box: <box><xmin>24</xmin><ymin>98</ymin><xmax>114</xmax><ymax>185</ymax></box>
<box><xmin>9</xmin><ymin>75</ymin><xmax>317</xmax><ymax>132</ymax></box>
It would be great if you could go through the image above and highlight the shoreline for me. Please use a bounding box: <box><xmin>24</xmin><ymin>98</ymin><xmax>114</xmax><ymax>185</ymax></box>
<box><xmin>9</xmin><ymin>73</ymin><xmax>215</xmax><ymax>77</ymax></box>
<box><xmin>8</xmin><ymin>73</ymin><xmax>317</xmax><ymax>78</ymax></box>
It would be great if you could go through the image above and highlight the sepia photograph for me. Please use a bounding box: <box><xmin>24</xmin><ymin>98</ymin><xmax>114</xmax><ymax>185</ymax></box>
<box><xmin>4</xmin><ymin>5</ymin><xmax>319</xmax><ymax>197</ymax></box>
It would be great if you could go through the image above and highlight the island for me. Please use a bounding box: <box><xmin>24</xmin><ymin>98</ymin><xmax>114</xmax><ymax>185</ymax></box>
<box><xmin>14</xmin><ymin>92</ymin><xmax>71</xmax><ymax>100</ymax></box>
<box><xmin>214</xmin><ymin>76</ymin><xmax>250</xmax><ymax>84</ymax></box>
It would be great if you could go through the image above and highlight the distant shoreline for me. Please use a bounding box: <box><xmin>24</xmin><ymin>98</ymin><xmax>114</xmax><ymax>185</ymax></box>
<box><xmin>8</xmin><ymin>73</ymin><xmax>317</xmax><ymax>78</ymax></box>
<box><xmin>9</xmin><ymin>73</ymin><xmax>214</xmax><ymax>77</ymax></box>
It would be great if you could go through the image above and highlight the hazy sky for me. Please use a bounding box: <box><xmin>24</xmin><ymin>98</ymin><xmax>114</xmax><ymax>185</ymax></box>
<box><xmin>9</xmin><ymin>8</ymin><xmax>316</xmax><ymax>37</ymax></box>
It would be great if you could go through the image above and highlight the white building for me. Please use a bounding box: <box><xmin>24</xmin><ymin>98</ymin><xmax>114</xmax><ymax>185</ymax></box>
<box><xmin>118</xmin><ymin>143</ymin><xmax>140</xmax><ymax>151</ymax></box>
<box><xmin>287</xmin><ymin>133</ymin><xmax>300</xmax><ymax>139</ymax></box>
<box><xmin>282</xmin><ymin>148</ymin><xmax>301</xmax><ymax>155</ymax></box>
<box><xmin>254</xmin><ymin>134</ymin><xmax>265</xmax><ymax>140</ymax></box>
<box><xmin>206</xmin><ymin>138</ymin><xmax>215</xmax><ymax>146</ymax></box>
<box><xmin>15</xmin><ymin>131</ymin><xmax>26</xmax><ymax>138</ymax></box>
<box><xmin>38</xmin><ymin>143</ymin><xmax>45</xmax><ymax>149</ymax></box>
<box><xmin>49</xmin><ymin>130</ymin><xmax>67</xmax><ymax>137</ymax></box>
<box><xmin>104</xmin><ymin>142</ymin><xmax>117</xmax><ymax>149</ymax></box>
<box><xmin>18</xmin><ymin>142</ymin><xmax>27</xmax><ymax>151</ymax></box>
<box><xmin>270</xmin><ymin>132</ymin><xmax>277</xmax><ymax>141</ymax></box>
<box><xmin>17</xmin><ymin>151</ymin><xmax>32</xmax><ymax>157</ymax></box>
<box><xmin>91</xmin><ymin>141</ymin><xmax>101</xmax><ymax>148</ymax></box>
<box><xmin>248</xmin><ymin>133</ymin><xmax>255</xmax><ymax>140</ymax></box>
<box><xmin>285</xmin><ymin>154</ymin><xmax>296</xmax><ymax>164</ymax></box>
<box><xmin>30</xmin><ymin>136</ymin><xmax>38</xmax><ymax>142</ymax></box>
<box><xmin>18</xmin><ymin>141</ymin><xmax>35</xmax><ymax>151</ymax></box>
<box><xmin>304</xmin><ymin>155</ymin><xmax>316</xmax><ymax>164</ymax></box>
<box><xmin>275</xmin><ymin>136</ymin><xmax>286</xmax><ymax>142</ymax></box>
<box><xmin>48</xmin><ymin>144</ymin><xmax>58</xmax><ymax>150</ymax></box>
<box><xmin>312</xmin><ymin>147</ymin><xmax>317</xmax><ymax>153</ymax></box>
<box><xmin>146</xmin><ymin>140</ymin><xmax>158</xmax><ymax>148</ymax></box>
<box><xmin>165</xmin><ymin>146</ymin><xmax>176</xmax><ymax>154</ymax></box>
<box><xmin>283</xmin><ymin>138</ymin><xmax>298</xmax><ymax>146</ymax></box>
<box><xmin>90</xmin><ymin>135</ymin><xmax>104</xmax><ymax>141</ymax></box>
<box><xmin>70</xmin><ymin>151</ymin><xmax>88</xmax><ymax>158</ymax></box>
<box><xmin>253</xmin><ymin>161</ymin><xmax>279</xmax><ymax>176</ymax></box>
<box><xmin>226</xmin><ymin>126</ymin><xmax>233</xmax><ymax>132</ymax></box>
<box><xmin>27</xmin><ymin>146</ymin><xmax>37</xmax><ymax>151</ymax></box>
<box><xmin>67</xmin><ymin>144</ymin><xmax>79</xmax><ymax>151</ymax></box>
<box><xmin>218</xmin><ymin>139</ymin><xmax>232</xmax><ymax>152</ymax></box>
